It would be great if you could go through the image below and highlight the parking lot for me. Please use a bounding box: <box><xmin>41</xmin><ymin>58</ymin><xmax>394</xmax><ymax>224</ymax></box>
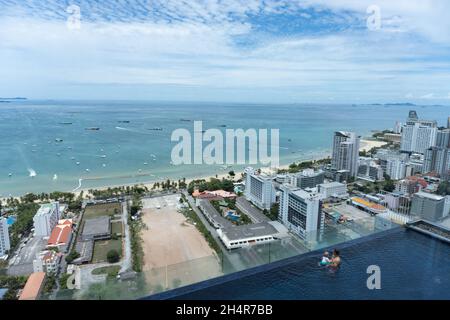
<box><xmin>7</xmin><ymin>236</ymin><xmax>47</xmax><ymax>276</ymax></box>
<box><xmin>141</xmin><ymin>194</ymin><xmax>179</xmax><ymax>209</ymax></box>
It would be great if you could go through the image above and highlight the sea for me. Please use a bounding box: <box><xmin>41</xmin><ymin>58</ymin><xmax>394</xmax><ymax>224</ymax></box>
<box><xmin>1</xmin><ymin>100</ymin><xmax>449</xmax><ymax>196</ymax></box>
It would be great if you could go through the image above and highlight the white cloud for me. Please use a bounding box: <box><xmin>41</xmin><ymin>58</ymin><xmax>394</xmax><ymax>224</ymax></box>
<box><xmin>0</xmin><ymin>0</ymin><xmax>449</xmax><ymax>102</ymax></box>
<box><xmin>420</xmin><ymin>93</ymin><xmax>435</xmax><ymax>99</ymax></box>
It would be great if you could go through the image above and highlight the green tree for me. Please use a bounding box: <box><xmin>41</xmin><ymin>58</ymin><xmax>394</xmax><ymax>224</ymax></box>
<box><xmin>107</xmin><ymin>249</ymin><xmax>120</xmax><ymax>263</ymax></box>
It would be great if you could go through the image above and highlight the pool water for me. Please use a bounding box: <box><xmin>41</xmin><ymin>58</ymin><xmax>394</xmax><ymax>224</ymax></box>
<box><xmin>149</xmin><ymin>228</ymin><xmax>450</xmax><ymax>300</ymax></box>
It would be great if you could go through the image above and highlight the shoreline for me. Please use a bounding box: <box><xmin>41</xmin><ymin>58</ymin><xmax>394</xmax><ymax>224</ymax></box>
<box><xmin>0</xmin><ymin>139</ymin><xmax>386</xmax><ymax>201</ymax></box>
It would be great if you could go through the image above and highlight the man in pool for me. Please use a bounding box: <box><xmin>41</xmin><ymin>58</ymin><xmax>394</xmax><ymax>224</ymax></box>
<box><xmin>328</xmin><ymin>249</ymin><xmax>341</xmax><ymax>269</ymax></box>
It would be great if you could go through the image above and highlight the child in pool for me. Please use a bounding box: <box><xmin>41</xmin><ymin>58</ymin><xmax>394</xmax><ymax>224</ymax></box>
<box><xmin>319</xmin><ymin>251</ymin><xmax>331</xmax><ymax>266</ymax></box>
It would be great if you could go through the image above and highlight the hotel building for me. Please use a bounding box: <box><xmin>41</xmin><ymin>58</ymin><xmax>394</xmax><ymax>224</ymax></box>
<box><xmin>278</xmin><ymin>184</ymin><xmax>324</xmax><ymax>240</ymax></box>
<box><xmin>244</xmin><ymin>167</ymin><xmax>276</xmax><ymax>210</ymax></box>
<box><xmin>33</xmin><ymin>202</ymin><xmax>61</xmax><ymax>237</ymax></box>
<box><xmin>400</xmin><ymin>111</ymin><xmax>437</xmax><ymax>154</ymax></box>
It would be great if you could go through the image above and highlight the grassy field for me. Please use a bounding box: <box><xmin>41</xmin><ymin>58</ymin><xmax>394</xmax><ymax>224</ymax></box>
<box><xmin>91</xmin><ymin>265</ymin><xmax>121</xmax><ymax>276</ymax></box>
<box><xmin>111</xmin><ymin>221</ymin><xmax>123</xmax><ymax>235</ymax></box>
<box><xmin>92</xmin><ymin>238</ymin><xmax>123</xmax><ymax>263</ymax></box>
<box><xmin>84</xmin><ymin>203</ymin><xmax>121</xmax><ymax>220</ymax></box>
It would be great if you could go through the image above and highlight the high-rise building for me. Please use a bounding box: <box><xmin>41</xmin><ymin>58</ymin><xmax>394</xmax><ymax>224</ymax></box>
<box><xmin>33</xmin><ymin>202</ymin><xmax>61</xmax><ymax>237</ymax></box>
<box><xmin>278</xmin><ymin>184</ymin><xmax>324</xmax><ymax>240</ymax></box>
<box><xmin>400</xmin><ymin>111</ymin><xmax>437</xmax><ymax>154</ymax></box>
<box><xmin>244</xmin><ymin>167</ymin><xmax>276</xmax><ymax>210</ymax></box>
<box><xmin>436</xmin><ymin>129</ymin><xmax>450</xmax><ymax>148</ymax></box>
<box><xmin>0</xmin><ymin>217</ymin><xmax>11</xmax><ymax>256</ymax></box>
<box><xmin>331</xmin><ymin>131</ymin><xmax>360</xmax><ymax>177</ymax></box>
<box><xmin>385</xmin><ymin>159</ymin><xmax>407</xmax><ymax>180</ymax></box>
<box><xmin>410</xmin><ymin>192</ymin><xmax>445</xmax><ymax>222</ymax></box>
<box><xmin>423</xmin><ymin>146</ymin><xmax>450</xmax><ymax>177</ymax></box>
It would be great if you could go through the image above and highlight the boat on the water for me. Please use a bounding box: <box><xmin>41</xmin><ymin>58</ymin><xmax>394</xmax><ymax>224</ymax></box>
<box><xmin>55</xmin><ymin>138</ymin><xmax>63</xmax><ymax>142</ymax></box>
<box><xmin>59</xmin><ymin>122</ymin><xmax>73</xmax><ymax>125</ymax></box>
<box><xmin>85</xmin><ymin>127</ymin><xmax>100</xmax><ymax>130</ymax></box>
<box><xmin>148</xmin><ymin>127</ymin><xmax>163</xmax><ymax>131</ymax></box>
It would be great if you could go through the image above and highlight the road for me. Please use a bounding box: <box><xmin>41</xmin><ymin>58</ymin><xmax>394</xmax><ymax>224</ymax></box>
<box><xmin>119</xmin><ymin>200</ymin><xmax>132</xmax><ymax>274</ymax></box>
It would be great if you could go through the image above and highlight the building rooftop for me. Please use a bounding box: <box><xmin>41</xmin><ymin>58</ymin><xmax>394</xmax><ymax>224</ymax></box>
<box><xmin>414</xmin><ymin>191</ymin><xmax>444</xmax><ymax>201</ymax></box>
<box><xmin>35</xmin><ymin>202</ymin><xmax>57</xmax><ymax>217</ymax></box>
<box><xmin>318</xmin><ymin>181</ymin><xmax>346</xmax><ymax>188</ymax></box>
<box><xmin>220</xmin><ymin>222</ymin><xmax>280</xmax><ymax>241</ymax></box>
<box><xmin>48</xmin><ymin>223</ymin><xmax>72</xmax><ymax>246</ymax></box>
<box><xmin>19</xmin><ymin>272</ymin><xmax>46</xmax><ymax>300</ymax></box>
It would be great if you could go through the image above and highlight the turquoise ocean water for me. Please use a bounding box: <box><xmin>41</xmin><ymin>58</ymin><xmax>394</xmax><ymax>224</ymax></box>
<box><xmin>0</xmin><ymin>100</ymin><xmax>449</xmax><ymax>196</ymax></box>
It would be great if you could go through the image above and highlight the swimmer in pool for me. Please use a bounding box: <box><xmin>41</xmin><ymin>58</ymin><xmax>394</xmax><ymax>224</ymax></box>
<box><xmin>328</xmin><ymin>249</ymin><xmax>341</xmax><ymax>269</ymax></box>
<box><xmin>319</xmin><ymin>251</ymin><xmax>331</xmax><ymax>266</ymax></box>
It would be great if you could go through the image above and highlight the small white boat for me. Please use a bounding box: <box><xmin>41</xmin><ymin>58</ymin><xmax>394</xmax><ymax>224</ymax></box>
<box><xmin>143</xmin><ymin>162</ymin><xmax>148</xmax><ymax>165</ymax></box>
<box><xmin>85</xmin><ymin>169</ymin><xmax>90</xmax><ymax>172</ymax></box>
<box><xmin>101</xmin><ymin>155</ymin><xmax>107</xmax><ymax>158</ymax></box>
<box><xmin>8</xmin><ymin>173</ymin><xmax>12</xmax><ymax>177</ymax></box>
<box><xmin>76</xmin><ymin>162</ymin><xmax>80</xmax><ymax>165</ymax></box>
<box><xmin>53</xmin><ymin>174</ymin><xmax>58</xmax><ymax>181</ymax></box>
<box><xmin>102</xmin><ymin>163</ymin><xmax>106</xmax><ymax>167</ymax></box>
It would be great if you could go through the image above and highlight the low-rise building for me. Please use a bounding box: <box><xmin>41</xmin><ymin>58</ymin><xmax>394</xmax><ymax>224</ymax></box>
<box><xmin>350</xmin><ymin>197</ymin><xmax>388</xmax><ymax>215</ymax></box>
<box><xmin>217</xmin><ymin>221</ymin><xmax>287</xmax><ymax>250</ymax></box>
<box><xmin>317</xmin><ymin>182</ymin><xmax>348</xmax><ymax>199</ymax></box>
<box><xmin>33</xmin><ymin>250</ymin><xmax>62</xmax><ymax>274</ymax></box>
<box><xmin>395</xmin><ymin>176</ymin><xmax>428</xmax><ymax>195</ymax></box>
<box><xmin>19</xmin><ymin>272</ymin><xmax>46</xmax><ymax>300</ymax></box>
<box><xmin>47</xmin><ymin>219</ymin><xmax>73</xmax><ymax>252</ymax></box>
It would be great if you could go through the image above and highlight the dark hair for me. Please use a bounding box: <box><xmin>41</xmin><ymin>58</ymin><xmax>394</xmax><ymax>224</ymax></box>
<box><xmin>333</xmin><ymin>249</ymin><xmax>340</xmax><ymax>256</ymax></box>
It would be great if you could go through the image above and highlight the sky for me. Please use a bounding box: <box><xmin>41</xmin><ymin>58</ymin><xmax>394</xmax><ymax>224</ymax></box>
<box><xmin>0</xmin><ymin>0</ymin><xmax>449</xmax><ymax>104</ymax></box>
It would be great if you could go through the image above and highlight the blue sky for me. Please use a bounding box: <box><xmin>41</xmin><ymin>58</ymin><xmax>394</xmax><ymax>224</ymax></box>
<box><xmin>0</xmin><ymin>0</ymin><xmax>449</xmax><ymax>103</ymax></box>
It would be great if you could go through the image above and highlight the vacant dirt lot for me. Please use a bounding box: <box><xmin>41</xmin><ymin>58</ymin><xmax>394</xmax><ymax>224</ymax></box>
<box><xmin>141</xmin><ymin>194</ymin><xmax>221</xmax><ymax>291</ymax></box>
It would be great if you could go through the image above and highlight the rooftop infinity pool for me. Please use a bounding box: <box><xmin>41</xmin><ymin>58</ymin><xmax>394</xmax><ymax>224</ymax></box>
<box><xmin>148</xmin><ymin>228</ymin><xmax>450</xmax><ymax>300</ymax></box>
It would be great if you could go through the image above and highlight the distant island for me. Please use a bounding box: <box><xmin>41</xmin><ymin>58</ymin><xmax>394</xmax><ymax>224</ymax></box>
<box><xmin>0</xmin><ymin>97</ymin><xmax>27</xmax><ymax>103</ymax></box>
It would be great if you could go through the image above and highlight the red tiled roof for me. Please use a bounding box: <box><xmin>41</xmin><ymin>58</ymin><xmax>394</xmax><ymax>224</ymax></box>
<box><xmin>19</xmin><ymin>272</ymin><xmax>46</xmax><ymax>300</ymax></box>
<box><xmin>47</xmin><ymin>224</ymin><xmax>72</xmax><ymax>246</ymax></box>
